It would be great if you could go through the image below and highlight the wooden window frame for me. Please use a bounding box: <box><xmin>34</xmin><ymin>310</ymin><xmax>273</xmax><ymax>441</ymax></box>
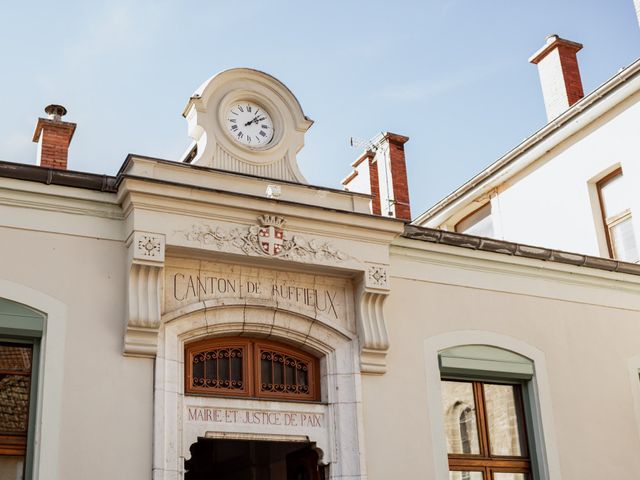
<box><xmin>185</xmin><ymin>337</ymin><xmax>252</xmax><ymax>397</ymax></box>
<box><xmin>444</xmin><ymin>379</ymin><xmax>531</xmax><ymax>480</ymax></box>
<box><xmin>185</xmin><ymin>337</ymin><xmax>320</xmax><ymax>402</ymax></box>
<box><xmin>596</xmin><ymin>167</ymin><xmax>631</xmax><ymax>259</ymax></box>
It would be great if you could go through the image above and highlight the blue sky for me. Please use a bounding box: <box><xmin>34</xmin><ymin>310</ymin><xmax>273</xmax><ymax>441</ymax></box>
<box><xmin>1</xmin><ymin>0</ymin><xmax>639</xmax><ymax>216</ymax></box>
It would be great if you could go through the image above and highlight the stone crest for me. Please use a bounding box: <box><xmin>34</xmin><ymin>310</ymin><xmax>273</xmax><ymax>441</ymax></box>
<box><xmin>181</xmin><ymin>215</ymin><xmax>349</xmax><ymax>263</ymax></box>
<box><xmin>258</xmin><ymin>215</ymin><xmax>285</xmax><ymax>256</ymax></box>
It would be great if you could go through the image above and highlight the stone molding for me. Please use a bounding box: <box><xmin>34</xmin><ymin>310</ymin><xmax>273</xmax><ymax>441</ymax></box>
<box><xmin>124</xmin><ymin>231</ymin><xmax>165</xmax><ymax>357</ymax></box>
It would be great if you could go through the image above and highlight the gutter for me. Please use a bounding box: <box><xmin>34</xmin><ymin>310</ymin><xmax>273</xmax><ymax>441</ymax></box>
<box><xmin>0</xmin><ymin>161</ymin><xmax>117</xmax><ymax>193</ymax></box>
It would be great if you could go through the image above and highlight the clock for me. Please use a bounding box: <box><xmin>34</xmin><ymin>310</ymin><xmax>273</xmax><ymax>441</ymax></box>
<box><xmin>225</xmin><ymin>101</ymin><xmax>274</xmax><ymax>148</ymax></box>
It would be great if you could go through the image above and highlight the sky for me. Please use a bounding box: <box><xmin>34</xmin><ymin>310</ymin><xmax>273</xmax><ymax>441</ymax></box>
<box><xmin>0</xmin><ymin>0</ymin><xmax>639</xmax><ymax>216</ymax></box>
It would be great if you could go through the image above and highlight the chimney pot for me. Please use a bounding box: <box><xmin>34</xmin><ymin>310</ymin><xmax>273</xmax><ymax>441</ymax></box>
<box><xmin>32</xmin><ymin>104</ymin><xmax>76</xmax><ymax>170</ymax></box>
<box><xmin>44</xmin><ymin>104</ymin><xmax>68</xmax><ymax>122</ymax></box>
<box><xmin>545</xmin><ymin>33</ymin><xmax>559</xmax><ymax>44</ymax></box>
<box><xmin>529</xmin><ymin>35</ymin><xmax>585</xmax><ymax>121</ymax></box>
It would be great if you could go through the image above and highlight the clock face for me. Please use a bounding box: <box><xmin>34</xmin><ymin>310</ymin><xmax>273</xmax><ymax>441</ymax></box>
<box><xmin>225</xmin><ymin>101</ymin><xmax>274</xmax><ymax>148</ymax></box>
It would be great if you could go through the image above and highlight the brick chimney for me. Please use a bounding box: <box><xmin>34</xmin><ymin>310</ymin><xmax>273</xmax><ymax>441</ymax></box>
<box><xmin>342</xmin><ymin>132</ymin><xmax>412</xmax><ymax>221</ymax></box>
<box><xmin>32</xmin><ymin>104</ymin><xmax>76</xmax><ymax>169</ymax></box>
<box><xmin>529</xmin><ymin>35</ymin><xmax>584</xmax><ymax>122</ymax></box>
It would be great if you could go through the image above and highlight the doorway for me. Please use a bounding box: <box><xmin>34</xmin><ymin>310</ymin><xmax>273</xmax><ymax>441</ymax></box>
<box><xmin>184</xmin><ymin>438</ymin><xmax>324</xmax><ymax>480</ymax></box>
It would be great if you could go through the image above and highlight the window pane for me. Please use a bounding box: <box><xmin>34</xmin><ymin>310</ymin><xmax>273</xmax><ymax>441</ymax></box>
<box><xmin>0</xmin><ymin>457</ymin><xmax>25</xmax><ymax>480</ymax></box>
<box><xmin>0</xmin><ymin>345</ymin><xmax>31</xmax><ymax>372</ymax></box>
<box><xmin>493</xmin><ymin>473</ymin><xmax>528</xmax><ymax>480</ymax></box>
<box><xmin>441</xmin><ymin>381</ymin><xmax>480</xmax><ymax>454</ymax></box>
<box><xmin>455</xmin><ymin>203</ymin><xmax>493</xmax><ymax>237</ymax></box>
<box><xmin>191</xmin><ymin>347</ymin><xmax>245</xmax><ymax>391</ymax></box>
<box><xmin>449</xmin><ymin>471</ymin><xmax>484</xmax><ymax>480</ymax></box>
<box><xmin>483</xmin><ymin>384</ymin><xmax>527</xmax><ymax>456</ymax></box>
<box><xmin>261</xmin><ymin>357</ymin><xmax>272</xmax><ymax>385</ymax></box>
<box><xmin>600</xmin><ymin>173</ymin><xmax>627</xmax><ymax>218</ymax></box>
<box><xmin>610</xmin><ymin>216</ymin><xmax>639</xmax><ymax>263</ymax></box>
<box><xmin>259</xmin><ymin>349</ymin><xmax>312</xmax><ymax>396</ymax></box>
<box><xmin>218</xmin><ymin>353</ymin><xmax>230</xmax><ymax>384</ymax></box>
<box><xmin>0</xmin><ymin>344</ymin><xmax>32</xmax><ymax>435</ymax></box>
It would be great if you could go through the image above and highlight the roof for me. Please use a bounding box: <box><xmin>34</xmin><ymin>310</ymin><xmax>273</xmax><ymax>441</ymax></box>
<box><xmin>403</xmin><ymin>224</ymin><xmax>640</xmax><ymax>276</ymax></box>
<box><xmin>414</xmin><ymin>55</ymin><xmax>640</xmax><ymax>226</ymax></box>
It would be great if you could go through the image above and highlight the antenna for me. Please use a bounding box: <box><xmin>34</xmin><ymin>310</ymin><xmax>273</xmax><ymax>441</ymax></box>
<box><xmin>349</xmin><ymin>133</ymin><xmax>384</xmax><ymax>152</ymax></box>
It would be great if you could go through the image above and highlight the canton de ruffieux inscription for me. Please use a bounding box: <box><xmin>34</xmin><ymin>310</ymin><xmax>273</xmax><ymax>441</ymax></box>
<box><xmin>187</xmin><ymin>407</ymin><xmax>323</xmax><ymax>428</ymax></box>
<box><xmin>166</xmin><ymin>266</ymin><xmax>348</xmax><ymax>322</ymax></box>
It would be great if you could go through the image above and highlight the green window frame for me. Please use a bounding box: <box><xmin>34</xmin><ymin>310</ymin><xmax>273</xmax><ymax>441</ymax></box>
<box><xmin>0</xmin><ymin>298</ymin><xmax>45</xmax><ymax>480</ymax></box>
<box><xmin>439</xmin><ymin>345</ymin><xmax>542</xmax><ymax>480</ymax></box>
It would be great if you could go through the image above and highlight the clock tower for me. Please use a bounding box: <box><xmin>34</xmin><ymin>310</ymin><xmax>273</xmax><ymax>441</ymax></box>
<box><xmin>182</xmin><ymin>68</ymin><xmax>313</xmax><ymax>183</ymax></box>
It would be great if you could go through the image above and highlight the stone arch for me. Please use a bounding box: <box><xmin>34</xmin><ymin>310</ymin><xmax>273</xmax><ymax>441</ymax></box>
<box><xmin>153</xmin><ymin>303</ymin><xmax>363</xmax><ymax>480</ymax></box>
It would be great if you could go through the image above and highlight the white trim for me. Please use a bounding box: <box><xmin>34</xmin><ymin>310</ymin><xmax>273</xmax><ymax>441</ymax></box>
<box><xmin>0</xmin><ymin>278</ymin><xmax>67</xmax><ymax>480</ymax></box>
<box><xmin>423</xmin><ymin>330</ymin><xmax>562</xmax><ymax>480</ymax></box>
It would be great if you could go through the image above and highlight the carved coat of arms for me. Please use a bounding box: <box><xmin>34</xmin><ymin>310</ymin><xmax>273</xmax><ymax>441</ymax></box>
<box><xmin>182</xmin><ymin>214</ymin><xmax>350</xmax><ymax>263</ymax></box>
<box><xmin>258</xmin><ymin>216</ymin><xmax>285</xmax><ymax>256</ymax></box>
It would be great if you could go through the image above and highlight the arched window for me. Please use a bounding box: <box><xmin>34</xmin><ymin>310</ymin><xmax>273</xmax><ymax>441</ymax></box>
<box><xmin>0</xmin><ymin>298</ymin><xmax>45</xmax><ymax>480</ymax></box>
<box><xmin>185</xmin><ymin>337</ymin><xmax>320</xmax><ymax>401</ymax></box>
<box><xmin>439</xmin><ymin>345</ymin><xmax>534</xmax><ymax>480</ymax></box>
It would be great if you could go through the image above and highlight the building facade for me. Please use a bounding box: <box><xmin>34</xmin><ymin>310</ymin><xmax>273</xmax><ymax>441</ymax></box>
<box><xmin>1</xmin><ymin>55</ymin><xmax>640</xmax><ymax>480</ymax></box>
<box><xmin>415</xmin><ymin>34</ymin><xmax>640</xmax><ymax>265</ymax></box>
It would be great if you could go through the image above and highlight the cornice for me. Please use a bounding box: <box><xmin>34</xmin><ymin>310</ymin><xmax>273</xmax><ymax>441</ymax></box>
<box><xmin>117</xmin><ymin>177</ymin><xmax>404</xmax><ymax>242</ymax></box>
<box><xmin>0</xmin><ymin>177</ymin><xmax>122</xmax><ymax>220</ymax></box>
<box><xmin>402</xmin><ymin>224</ymin><xmax>640</xmax><ymax>277</ymax></box>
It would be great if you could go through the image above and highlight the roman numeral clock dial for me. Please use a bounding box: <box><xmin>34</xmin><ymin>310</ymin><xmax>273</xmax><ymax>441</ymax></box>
<box><xmin>225</xmin><ymin>101</ymin><xmax>274</xmax><ymax>148</ymax></box>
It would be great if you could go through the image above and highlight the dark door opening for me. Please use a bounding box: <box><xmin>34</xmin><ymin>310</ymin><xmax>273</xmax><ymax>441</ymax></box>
<box><xmin>185</xmin><ymin>437</ymin><xmax>324</xmax><ymax>480</ymax></box>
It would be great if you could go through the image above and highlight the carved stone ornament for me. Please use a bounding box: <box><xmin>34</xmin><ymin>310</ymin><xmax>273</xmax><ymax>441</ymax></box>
<box><xmin>181</xmin><ymin>215</ymin><xmax>350</xmax><ymax>263</ymax></box>
<box><xmin>124</xmin><ymin>231</ymin><xmax>165</xmax><ymax>357</ymax></box>
<box><xmin>133</xmin><ymin>231</ymin><xmax>165</xmax><ymax>263</ymax></box>
<box><xmin>365</xmin><ymin>263</ymin><xmax>389</xmax><ymax>290</ymax></box>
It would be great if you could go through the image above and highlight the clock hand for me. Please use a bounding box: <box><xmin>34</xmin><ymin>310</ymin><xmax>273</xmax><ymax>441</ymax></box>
<box><xmin>244</xmin><ymin>116</ymin><xmax>266</xmax><ymax>127</ymax></box>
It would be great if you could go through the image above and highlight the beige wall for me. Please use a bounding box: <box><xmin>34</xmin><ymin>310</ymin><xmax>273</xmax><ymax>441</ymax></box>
<box><xmin>0</xmin><ymin>226</ymin><xmax>153</xmax><ymax>480</ymax></box>
<box><xmin>362</xmin><ymin>242</ymin><xmax>640</xmax><ymax>479</ymax></box>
